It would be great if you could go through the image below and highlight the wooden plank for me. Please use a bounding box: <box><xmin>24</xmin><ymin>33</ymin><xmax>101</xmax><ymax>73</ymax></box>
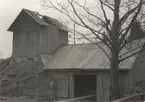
<box><xmin>54</xmin><ymin>95</ymin><xmax>95</xmax><ymax>102</ymax></box>
<box><xmin>0</xmin><ymin>96</ymin><xmax>11</xmax><ymax>100</ymax></box>
<box><xmin>112</xmin><ymin>93</ymin><xmax>145</xmax><ymax>102</ymax></box>
<box><xmin>124</xmin><ymin>73</ymin><xmax>129</xmax><ymax>95</ymax></box>
<box><xmin>97</xmin><ymin>72</ymin><xmax>110</xmax><ymax>102</ymax></box>
<box><xmin>57</xmin><ymin>79</ymin><xmax>69</xmax><ymax>99</ymax></box>
<box><xmin>103</xmin><ymin>73</ymin><xmax>110</xmax><ymax>101</ymax></box>
<box><xmin>69</xmin><ymin>73</ymin><xmax>74</xmax><ymax>98</ymax></box>
<box><xmin>96</xmin><ymin>73</ymin><xmax>102</xmax><ymax>102</ymax></box>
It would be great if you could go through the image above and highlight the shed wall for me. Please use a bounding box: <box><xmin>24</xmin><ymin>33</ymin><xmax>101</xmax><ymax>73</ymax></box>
<box><xmin>96</xmin><ymin>72</ymin><xmax>129</xmax><ymax>102</ymax></box>
<box><xmin>12</xmin><ymin>12</ymin><xmax>68</xmax><ymax>57</ymax></box>
<box><xmin>12</xmin><ymin>11</ymin><xmax>41</xmax><ymax>57</ymax></box>
<box><xmin>45</xmin><ymin>70</ymin><xmax>129</xmax><ymax>102</ymax></box>
<box><xmin>46</xmin><ymin>71</ymin><xmax>69</xmax><ymax>100</ymax></box>
<box><xmin>129</xmin><ymin>50</ymin><xmax>145</xmax><ymax>87</ymax></box>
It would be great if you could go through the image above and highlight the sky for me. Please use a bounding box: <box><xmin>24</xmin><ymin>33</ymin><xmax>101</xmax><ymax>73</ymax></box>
<box><xmin>0</xmin><ymin>0</ymin><xmax>59</xmax><ymax>58</ymax></box>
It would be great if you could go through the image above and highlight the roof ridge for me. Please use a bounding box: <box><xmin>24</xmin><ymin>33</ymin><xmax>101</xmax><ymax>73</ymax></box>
<box><xmin>23</xmin><ymin>9</ymin><xmax>49</xmax><ymax>26</ymax></box>
<box><xmin>8</xmin><ymin>8</ymin><xmax>70</xmax><ymax>31</ymax></box>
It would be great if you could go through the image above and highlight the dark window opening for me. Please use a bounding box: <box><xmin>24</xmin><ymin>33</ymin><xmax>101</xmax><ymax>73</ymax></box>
<box><xmin>74</xmin><ymin>75</ymin><xmax>96</xmax><ymax>98</ymax></box>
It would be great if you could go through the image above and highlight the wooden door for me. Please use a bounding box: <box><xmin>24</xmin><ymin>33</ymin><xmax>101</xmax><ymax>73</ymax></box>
<box><xmin>57</xmin><ymin>79</ymin><xmax>69</xmax><ymax>100</ymax></box>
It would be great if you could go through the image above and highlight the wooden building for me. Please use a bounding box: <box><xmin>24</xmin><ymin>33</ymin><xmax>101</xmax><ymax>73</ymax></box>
<box><xmin>8</xmin><ymin>9</ymin><xmax>69</xmax><ymax>57</ymax></box>
<box><xmin>7</xmin><ymin>9</ymin><xmax>145</xmax><ymax>102</ymax></box>
<box><xmin>40</xmin><ymin>44</ymin><xmax>134</xmax><ymax>102</ymax></box>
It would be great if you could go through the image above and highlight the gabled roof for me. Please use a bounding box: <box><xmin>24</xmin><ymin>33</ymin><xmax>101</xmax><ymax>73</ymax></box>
<box><xmin>8</xmin><ymin>9</ymin><xmax>70</xmax><ymax>32</ymax></box>
<box><xmin>24</xmin><ymin>9</ymin><xmax>49</xmax><ymax>26</ymax></box>
<box><xmin>42</xmin><ymin>41</ymin><xmax>140</xmax><ymax>70</ymax></box>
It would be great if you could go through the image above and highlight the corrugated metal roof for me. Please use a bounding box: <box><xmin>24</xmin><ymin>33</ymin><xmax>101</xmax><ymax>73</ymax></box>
<box><xmin>43</xmin><ymin>43</ymin><xmax>138</xmax><ymax>70</ymax></box>
<box><xmin>40</xmin><ymin>54</ymin><xmax>52</xmax><ymax>66</ymax></box>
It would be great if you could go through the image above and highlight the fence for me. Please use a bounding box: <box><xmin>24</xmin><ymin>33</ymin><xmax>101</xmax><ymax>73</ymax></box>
<box><xmin>54</xmin><ymin>95</ymin><xmax>96</xmax><ymax>102</ymax></box>
<box><xmin>112</xmin><ymin>93</ymin><xmax>145</xmax><ymax>102</ymax></box>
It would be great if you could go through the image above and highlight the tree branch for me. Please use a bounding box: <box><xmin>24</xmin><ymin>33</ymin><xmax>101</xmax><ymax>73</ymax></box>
<box><xmin>99</xmin><ymin>0</ymin><xmax>112</xmax><ymax>31</ymax></box>
<box><xmin>120</xmin><ymin>3</ymin><xmax>140</xmax><ymax>26</ymax></box>
<box><xmin>119</xmin><ymin>0</ymin><xmax>144</xmax><ymax>46</ymax></box>
<box><xmin>101</xmin><ymin>0</ymin><xmax>114</xmax><ymax>11</ymax></box>
<box><xmin>120</xmin><ymin>33</ymin><xmax>145</xmax><ymax>51</ymax></box>
<box><xmin>75</xmin><ymin>30</ymin><xmax>111</xmax><ymax>61</ymax></box>
<box><xmin>119</xmin><ymin>46</ymin><xmax>145</xmax><ymax>62</ymax></box>
<box><xmin>75</xmin><ymin>1</ymin><xmax>112</xmax><ymax>36</ymax></box>
<box><xmin>68</xmin><ymin>0</ymin><xmax>111</xmax><ymax>48</ymax></box>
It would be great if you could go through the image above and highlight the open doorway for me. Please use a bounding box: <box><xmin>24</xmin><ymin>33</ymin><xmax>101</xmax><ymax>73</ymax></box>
<box><xmin>74</xmin><ymin>75</ymin><xmax>96</xmax><ymax>97</ymax></box>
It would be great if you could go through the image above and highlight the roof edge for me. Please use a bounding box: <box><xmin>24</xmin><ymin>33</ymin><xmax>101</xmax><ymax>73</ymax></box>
<box><xmin>43</xmin><ymin>68</ymin><xmax>130</xmax><ymax>71</ymax></box>
<box><xmin>7</xmin><ymin>9</ymin><xmax>25</xmax><ymax>32</ymax></box>
<box><xmin>7</xmin><ymin>8</ymin><xmax>49</xmax><ymax>32</ymax></box>
<box><xmin>23</xmin><ymin>9</ymin><xmax>49</xmax><ymax>26</ymax></box>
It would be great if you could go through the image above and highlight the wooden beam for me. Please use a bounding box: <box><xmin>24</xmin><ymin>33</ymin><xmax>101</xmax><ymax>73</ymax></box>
<box><xmin>54</xmin><ymin>95</ymin><xmax>95</xmax><ymax>102</ymax></box>
<box><xmin>112</xmin><ymin>93</ymin><xmax>145</xmax><ymax>102</ymax></box>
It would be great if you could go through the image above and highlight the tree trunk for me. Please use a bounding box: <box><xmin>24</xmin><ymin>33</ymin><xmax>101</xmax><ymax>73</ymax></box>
<box><xmin>109</xmin><ymin>0</ymin><xmax>121</xmax><ymax>100</ymax></box>
<box><xmin>110</xmin><ymin>46</ymin><xmax>120</xmax><ymax>101</ymax></box>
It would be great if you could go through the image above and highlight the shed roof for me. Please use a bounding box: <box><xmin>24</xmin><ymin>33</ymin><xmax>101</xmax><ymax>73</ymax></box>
<box><xmin>24</xmin><ymin>9</ymin><xmax>49</xmax><ymax>26</ymax></box>
<box><xmin>8</xmin><ymin>9</ymin><xmax>70</xmax><ymax>32</ymax></box>
<box><xmin>43</xmin><ymin>16</ymin><xmax>70</xmax><ymax>31</ymax></box>
<box><xmin>42</xmin><ymin>41</ymin><xmax>140</xmax><ymax>70</ymax></box>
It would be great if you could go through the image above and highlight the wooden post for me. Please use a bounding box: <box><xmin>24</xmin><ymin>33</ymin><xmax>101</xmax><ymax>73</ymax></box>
<box><xmin>69</xmin><ymin>73</ymin><xmax>74</xmax><ymax>98</ymax></box>
<box><xmin>74</xmin><ymin>23</ymin><xmax>76</xmax><ymax>44</ymax></box>
<box><xmin>141</xmin><ymin>94</ymin><xmax>144</xmax><ymax>101</ymax></box>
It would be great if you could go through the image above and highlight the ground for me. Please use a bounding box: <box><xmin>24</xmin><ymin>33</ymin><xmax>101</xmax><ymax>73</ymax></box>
<box><xmin>0</xmin><ymin>96</ymin><xmax>50</xmax><ymax>102</ymax></box>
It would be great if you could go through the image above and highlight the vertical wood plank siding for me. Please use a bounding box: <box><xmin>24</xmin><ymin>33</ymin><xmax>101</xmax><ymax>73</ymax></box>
<box><xmin>69</xmin><ymin>72</ymin><xmax>74</xmax><ymax>99</ymax></box>
<box><xmin>129</xmin><ymin>50</ymin><xmax>145</xmax><ymax>87</ymax></box>
<box><xmin>97</xmin><ymin>72</ymin><xmax>129</xmax><ymax>102</ymax></box>
<box><xmin>12</xmin><ymin>11</ymin><xmax>68</xmax><ymax>57</ymax></box>
<box><xmin>44</xmin><ymin>71</ymin><xmax>129</xmax><ymax>102</ymax></box>
<box><xmin>97</xmin><ymin>72</ymin><xmax>110</xmax><ymax>102</ymax></box>
<box><xmin>46</xmin><ymin>71</ymin><xmax>69</xmax><ymax>100</ymax></box>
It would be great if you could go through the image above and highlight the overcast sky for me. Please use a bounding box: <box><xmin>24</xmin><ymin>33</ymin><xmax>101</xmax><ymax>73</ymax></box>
<box><xmin>0</xmin><ymin>0</ymin><xmax>60</xmax><ymax>58</ymax></box>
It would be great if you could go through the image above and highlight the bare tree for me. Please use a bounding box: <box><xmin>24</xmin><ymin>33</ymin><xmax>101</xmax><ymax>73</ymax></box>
<box><xmin>40</xmin><ymin>0</ymin><xmax>145</xmax><ymax>100</ymax></box>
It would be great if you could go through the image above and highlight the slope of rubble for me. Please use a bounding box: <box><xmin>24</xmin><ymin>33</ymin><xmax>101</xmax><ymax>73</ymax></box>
<box><xmin>0</xmin><ymin>57</ymin><xmax>54</xmax><ymax>101</ymax></box>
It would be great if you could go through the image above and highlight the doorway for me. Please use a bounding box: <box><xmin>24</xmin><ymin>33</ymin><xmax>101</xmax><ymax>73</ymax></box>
<box><xmin>74</xmin><ymin>75</ymin><xmax>96</xmax><ymax>97</ymax></box>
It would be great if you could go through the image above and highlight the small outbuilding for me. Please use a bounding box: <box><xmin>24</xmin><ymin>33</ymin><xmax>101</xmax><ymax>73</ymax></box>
<box><xmin>41</xmin><ymin>44</ymin><xmax>135</xmax><ymax>101</ymax></box>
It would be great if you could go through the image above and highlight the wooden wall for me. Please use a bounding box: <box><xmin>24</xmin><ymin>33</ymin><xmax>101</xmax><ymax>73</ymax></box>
<box><xmin>129</xmin><ymin>50</ymin><xmax>145</xmax><ymax>87</ymax></box>
<box><xmin>45</xmin><ymin>70</ymin><xmax>129</xmax><ymax>102</ymax></box>
<box><xmin>46</xmin><ymin>71</ymin><xmax>70</xmax><ymax>100</ymax></box>
<box><xmin>12</xmin><ymin>11</ymin><xmax>68</xmax><ymax>57</ymax></box>
<box><xmin>96</xmin><ymin>71</ymin><xmax>129</xmax><ymax>102</ymax></box>
<box><xmin>97</xmin><ymin>72</ymin><xmax>110</xmax><ymax>102</ymax></box>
